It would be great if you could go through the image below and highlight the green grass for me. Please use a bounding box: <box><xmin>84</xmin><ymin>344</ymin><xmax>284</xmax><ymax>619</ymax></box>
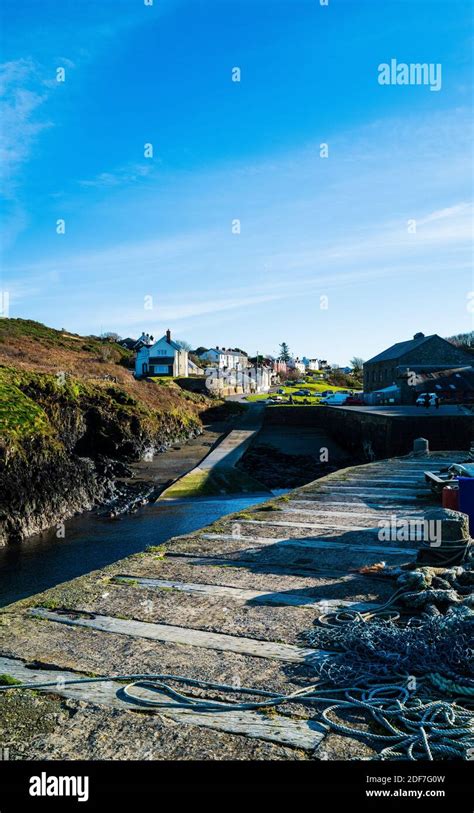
<box><xmin>0</xmin><ymin>363</ymin><xmax>202</xmax><ymax>453</ymax></box>
<box><xmin>0</xmin><ymin>366</ymin><xmax>144</xmax><ymax>444</ymax></box>
<box><xmin>39</xmin><ymin>599</ymin><xmax>62</xmax><ymax>610</ymax></box>
<box><xmin>0</xmin><ymin>674</ymin><xmax>22</xmax><ymax>686</ymax></box>
<box><xmin>144</xmin><ymin>545</ymin><xmax>167</xmax><ymax>556</ymax></box>
<box><xmin>162</xmin><ymin>466</ymin><xmax>269</xmax><ymax>497</ymax></box>
<box><xmin>246</xmin><ymin>379</ymin><xmax>358</xmax><ymax>404</ymax></box>
<box><xmin>0</xmin><ymin>371</ymin><xmax>53</xmax><ymax>441</ymax></box>
<box><xmin>148</xmin><ymin>376</ymin><xmax>175</xmax><ymax>385</ymax></box>
<box><xmin>115</xmin><ymin>577</ymin><xmax>139</xmax><ymax>586</ymax></box>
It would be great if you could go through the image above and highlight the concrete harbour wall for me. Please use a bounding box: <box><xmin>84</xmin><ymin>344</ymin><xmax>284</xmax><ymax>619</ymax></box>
<box><xmin>263</xmin><ymin>406</ymin><xmax>474</xmax><ymax>459</ymax></box>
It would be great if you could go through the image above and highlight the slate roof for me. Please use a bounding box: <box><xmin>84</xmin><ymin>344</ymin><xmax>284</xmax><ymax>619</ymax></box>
<box><xmin>206</xmin><ymin>348</ymin><xmax>247</xmax><ymax>357</ymax></box>
<box><xmin>155</xmin><ymin>335</ymin><xmax>183</xmax><ymax>352</ymax></box>
<box><xmin>365</xmin><ymin>334</ymin><xmax>436</xmax><ymax>364</ymax></box>
<box><xmin>119</xmin><ymin>338</ymin><xmax>136</xmax><ymax>350</ymax></box>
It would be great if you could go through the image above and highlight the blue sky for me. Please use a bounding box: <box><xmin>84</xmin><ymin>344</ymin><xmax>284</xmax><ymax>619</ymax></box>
<box><xmin>1</xmin><ymin>0</ymin><xmax>473</xmax><ymax>363</ymax></box>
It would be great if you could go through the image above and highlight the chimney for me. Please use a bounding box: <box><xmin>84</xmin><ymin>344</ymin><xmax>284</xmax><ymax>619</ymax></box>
<box><xmin>166</xmin><ymin>329</ymin><xmax>171</xmax><ymax>343</ymax></box>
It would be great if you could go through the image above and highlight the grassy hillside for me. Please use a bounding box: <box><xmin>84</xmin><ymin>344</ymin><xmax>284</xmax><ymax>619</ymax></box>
<box><xmin>0</xmin><ymin>319</ymin><xmax>210</xmax><ymax>451</ymax></box>
<box><xmin>0</xmin><ymin>319</ymin><xmax>222</xmax><ymax>543</ymax></box>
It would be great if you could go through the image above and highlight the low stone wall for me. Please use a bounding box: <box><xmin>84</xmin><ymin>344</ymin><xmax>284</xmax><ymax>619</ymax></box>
<box><xmin>264</xmin><ymin>406</ymin><xmax>474</xmax><ymax>460</ymax></box>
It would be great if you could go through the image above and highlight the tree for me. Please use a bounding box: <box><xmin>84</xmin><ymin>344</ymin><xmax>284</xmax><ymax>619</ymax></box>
<box><xmin>282</xmin><ymin>369</ymin><xmax>299</xmax><ymax>383</ymax></box>
<box><xmin>279</xmin><ymin>342</ymin><xmax>291</xmax><ymax>362</ymax></box>
<box><xmin>350</xmin><ymin>357</ymin><xmax>365</xmax><ymax>374</ymax></box>
<box><xmin>446</xmin><ymin>332</ymin><xmax>474</xmax><ymax>348</ymax></box>
<box><xmin>101</xmin><ymin>331</ymin><xmax>121</xmax><ymax>342</ymax></box>
<box><xmin>176</xmin><ymin>339</ymin><xmax>192</xmax><ymax>352</ymax></box>
<box><xmin>189</xmin><ymin>353</ymin><xmax>203</xmax><ymax>368</ymax></box>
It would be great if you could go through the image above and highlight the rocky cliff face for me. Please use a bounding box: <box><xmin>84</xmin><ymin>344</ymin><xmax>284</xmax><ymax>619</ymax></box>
<box><xmin>0</xmin><ymin>371</ymin><xmax>203</xmax><ymax>545</ymax></box>
<box><xmin>0</xmin><ymin>440</ymin><xmax>115</xmax><ymax>543</ymax></box>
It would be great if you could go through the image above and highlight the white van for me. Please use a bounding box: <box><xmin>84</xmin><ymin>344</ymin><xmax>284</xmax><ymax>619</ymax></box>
<box><xmin>320</xmin><ymin>392</ymin><xmax>348</xmax><ymax>405</ymax></box>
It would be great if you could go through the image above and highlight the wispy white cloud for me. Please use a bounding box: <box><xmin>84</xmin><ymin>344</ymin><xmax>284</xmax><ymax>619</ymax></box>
<box><xmin>0</xmin><ymin>58</ymin><xmax>52</xmax><ymax>190</ymax></box>
<box><xmin>417</xmin><ymin>203</ymin><xmax>472</xmax><ymax>225</ymax></box>
<box><xmin>79</xmin><ymin>162</ymin><xmax>156</xmax><ymax>189</ymax></box>
<box><xmin>3</xmin><ymin>102</ymin><xmax>472</xmax><ymax>351</ymax></box>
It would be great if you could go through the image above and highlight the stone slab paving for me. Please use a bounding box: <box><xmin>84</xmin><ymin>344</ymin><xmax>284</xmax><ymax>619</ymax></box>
<box><xmin>0</xmin><ymin>656</ymin><xmax>326</xmax><ymax>751</ymax></box>
<box><xmin>0</xmin><ymin>451</ymin><xmax>464</xmax><ymax>760</ymax></box>
<box><xmin>111</xmin><ymin>575</ymin><xmax>379</xmax><ymax>610</ymax></box>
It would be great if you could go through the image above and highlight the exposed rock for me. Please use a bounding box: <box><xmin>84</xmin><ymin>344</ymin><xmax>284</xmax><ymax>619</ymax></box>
<box><xmin>237</xmin><ymin>444</ymin><xmax>339</xmax><ymax>488</ymax></box>
<box><xmin>0</xmin><ymin>392</ymin><xmax>201</xmax><ymax>546</ymax></box>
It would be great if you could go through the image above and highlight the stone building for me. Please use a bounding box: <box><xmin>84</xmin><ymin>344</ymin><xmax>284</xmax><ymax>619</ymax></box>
<box><xmin>363</xmin><ymin>333</ymin><xmax>472</xmax><ymax>404</ymax></box>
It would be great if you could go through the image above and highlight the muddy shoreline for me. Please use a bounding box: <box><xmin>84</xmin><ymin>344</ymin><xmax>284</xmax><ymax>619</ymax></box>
<box><xmin>99</xmin><ymin>422</ymin><xmax>228</xmax><ymax>519</ymax></box>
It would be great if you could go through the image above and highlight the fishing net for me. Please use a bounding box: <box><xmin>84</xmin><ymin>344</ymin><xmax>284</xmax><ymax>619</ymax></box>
<box><xmin>304</xmin><ymin>605</ymin><xmax>474</xmax><ymax>759</ymax></box>
<box><xmin>306</xmin><ymin>605</ymin><xmax>474</xmax><ymax>687</ymax></box>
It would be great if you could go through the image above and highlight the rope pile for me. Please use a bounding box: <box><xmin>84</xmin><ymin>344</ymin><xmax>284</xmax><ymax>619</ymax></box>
<box><xmin>354</xmin><ymin>561</ymin><xmax>474</xmax><ymax>613</ymax></box>
<box><xmin>301</xmin><ymin>603</ymin><xmax>474</xmax><ymax>759</ymax></box>
<box><xmin>393</xmin><ymin>565</ymin><xmax>474</xmax><ymax>612</ymax></box>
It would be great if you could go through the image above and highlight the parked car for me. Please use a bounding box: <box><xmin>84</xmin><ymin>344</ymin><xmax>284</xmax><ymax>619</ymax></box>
<box><xmin>345</xmin><ymin>395</ymin><xmax>364</xmax><ymax>406</ymax></box>
<box><xmin>416</xmin><ymin>393</ymin><xmax>439</xmax><ymax>407</ymax></box>
<box><xmin>320</xmin><ymin>393</ymin><xmax>349</xmax><ymax>405</ymax></box>
<box><xmin>320</xmin><ymin>390</ymin><xmax>334</xmax><ymax>397</ymax></box>
<box><xmin>277</xmin><ymin>388</ymin><xmax>286</xmax><ymax>394</ymax></box>
<box><xmin>266</xmin><ymin>396</ymin><xmax>289</xmax><ymax>404</ymax></box>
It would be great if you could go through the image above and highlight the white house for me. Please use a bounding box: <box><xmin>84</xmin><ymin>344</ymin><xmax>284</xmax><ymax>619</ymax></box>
<box><xmin>135</xmin><ymin>330</ymin><xmax>188</xmax><ymax>378</ymax></box>
<box><xmin>287</xmin><ymin>357</ymin><xmax>306</xmax><ymax>375</ymax></box>
<box><xmin>205</xmin><ymin>364</ymin><xmax>271</xmax><ymax>395</ymax></box>
<box><xmin>198</xmin><ymin>347</ymin><xmax>249</xmax><ymax>371</ymax></box>
<box><xmin>306</xmin><ymin>359</ymin><xmax>320</xmax><ymax>371</ymax></box>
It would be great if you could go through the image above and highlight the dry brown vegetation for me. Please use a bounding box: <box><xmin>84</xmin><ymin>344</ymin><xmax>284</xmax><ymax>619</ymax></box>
<box><xmin>0</xmin><ymin>318</ymin><xmax>211</xmax><ymax>420</ymax></box>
